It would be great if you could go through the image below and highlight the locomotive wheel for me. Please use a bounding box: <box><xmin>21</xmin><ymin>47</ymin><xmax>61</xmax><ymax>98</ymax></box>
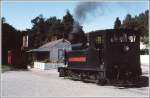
<box><xmin>96</xmin><ymin>79</ymin><xmax>107</xmax><ymax>86</ymax></box>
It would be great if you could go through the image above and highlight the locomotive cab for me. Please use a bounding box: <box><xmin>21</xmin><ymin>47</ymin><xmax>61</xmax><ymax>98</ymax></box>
<box><xmin>106</xmin><ymin>30</ymin><xmax>141</xmax><ymax>81</ymax></box>
<box><xmin>89</xmin><ymin>29</ymin><xmax>141</xmax><ymax>81</ymax></box>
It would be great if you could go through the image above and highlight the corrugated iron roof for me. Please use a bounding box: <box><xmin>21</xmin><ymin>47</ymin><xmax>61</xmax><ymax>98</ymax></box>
<box><xmin>27</xmin><ymin>39</ymin><xmax>71</xmax><ymax>52</ymax></box>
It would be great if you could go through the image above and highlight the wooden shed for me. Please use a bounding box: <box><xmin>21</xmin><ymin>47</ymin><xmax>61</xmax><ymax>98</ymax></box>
<box><xmin>28</xmin><ymin>39</ymin><xmax>72</xmax><ymax>63</ymax></box>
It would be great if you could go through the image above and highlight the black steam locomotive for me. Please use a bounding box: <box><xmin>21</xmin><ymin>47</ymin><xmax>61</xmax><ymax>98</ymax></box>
<box><xmin>58</xmin><ymin>29</ymin><xmax>142</xmax><ymax>85</ymax></box>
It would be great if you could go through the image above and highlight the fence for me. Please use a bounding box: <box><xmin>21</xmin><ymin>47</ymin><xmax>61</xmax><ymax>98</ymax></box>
<box><xmin>34</xmin><ymin>61</ymin><xmax>65</xmax><ymax>70</ymax></box>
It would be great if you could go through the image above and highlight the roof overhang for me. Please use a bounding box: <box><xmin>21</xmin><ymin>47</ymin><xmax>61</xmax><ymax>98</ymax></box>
<box><xmin>27</xmin><ymin>48</ymin><xmax>51</xmax><ymax>52</ymax></box>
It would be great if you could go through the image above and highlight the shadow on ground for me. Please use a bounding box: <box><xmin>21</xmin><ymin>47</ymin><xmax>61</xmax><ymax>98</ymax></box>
<box><xmin>114</xmin><ymin>76</ymin><xmax>149</xmax><ymax>89</ymax></box>
<box><xmin>64</xmin><ymin>75</ymin><xmax>149</xmax><ymax>89</ymax></box>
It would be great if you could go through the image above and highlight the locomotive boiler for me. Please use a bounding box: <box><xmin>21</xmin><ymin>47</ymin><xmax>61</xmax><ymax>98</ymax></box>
<box><xmin>58</xmin><ymin>29</ymin><xmax>142</xmax><ymax>85</ymax></box>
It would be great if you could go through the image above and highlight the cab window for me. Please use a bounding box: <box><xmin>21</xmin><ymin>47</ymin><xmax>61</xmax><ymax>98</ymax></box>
<box><xmin>128</xmin><ymin>35</ymin><xmax>136</xmax><ymax>42</ymax></box>
<box><xmin>110</xmin><ymin>33</ymin><xmax>136</xmax><ymax>43</ymax></box>
<box><xmin>95</xmin><ymin>36</ymin><xmax>104</xmax><ymax>48</ymax></box>
<box><xmin>95</xmin><ymin>36</ymin><xmax>104</xmax><ymax>44</ymax></box>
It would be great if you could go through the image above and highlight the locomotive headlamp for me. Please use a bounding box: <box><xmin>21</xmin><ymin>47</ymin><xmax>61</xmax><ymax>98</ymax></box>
<box><xmin>124</xmin><ymin>45</ymin><xmax>130</xmax><ymax>52</ymax></box>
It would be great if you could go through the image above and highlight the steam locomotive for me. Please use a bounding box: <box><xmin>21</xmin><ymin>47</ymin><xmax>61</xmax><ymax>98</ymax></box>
<box><xmin>58</xmin><ymin>29</ymin><xmax>142</xmax><ymax>85</ymax></box>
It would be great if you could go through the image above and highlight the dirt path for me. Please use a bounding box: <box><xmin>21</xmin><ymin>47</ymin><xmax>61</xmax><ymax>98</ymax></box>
<box><xmin>1</xmin><ymin>68</ymin><xmax>149</xmax><ymax>97</ymax></box>
<box><xmin>1</xmin><ymin>55</ymin><xmax>149</xmax><ymax>97</ymax></box>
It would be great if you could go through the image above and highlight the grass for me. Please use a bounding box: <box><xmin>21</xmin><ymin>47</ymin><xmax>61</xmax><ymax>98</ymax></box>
<box><xmin>1</xmin><ymin>65</ymin><xmax>15</xmax><ymax>73</ymax></box>
<box><xmin>1</xmin><ymin>64</ymin><xmax>29</xmax><ymax>73</ymax></box>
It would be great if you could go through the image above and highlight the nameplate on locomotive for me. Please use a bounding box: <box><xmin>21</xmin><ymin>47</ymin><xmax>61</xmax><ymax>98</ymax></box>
<box><xmin>68</xmin><ymin>57</ymin><xmax>86</xmax><ymax>62</ymax></box>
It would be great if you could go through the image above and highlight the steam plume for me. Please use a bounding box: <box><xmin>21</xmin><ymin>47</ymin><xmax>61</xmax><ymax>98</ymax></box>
<box><xmin>74</xmin><ymin>2</ymin><xmax>105</xmax><ymax>24</ymax></box>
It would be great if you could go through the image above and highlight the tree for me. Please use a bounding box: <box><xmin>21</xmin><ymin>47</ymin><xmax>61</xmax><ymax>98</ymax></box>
<box><xmin>122</xmin><ymin>14</ymin><xmax>134</xmax><ymax>29</ymax></box>
<box><xmin>2</xmin><ymin>18</ymin><xmax>22</xmax><ymax>64</ymax></box>
<box><xmin>114</xmin><ymin>17</ymin><xmax>121</xmax><ymax>29</ymax></box>
<box><xmin>30</xmin><ymin>14</ymin><xmax>46</xmax><ymax>48</ymax></box>
<box><xmin>122</xmin><ymin>14</ymin><xmax>139</xmax><ymax>30</ymax></box>
<box><xmin>47</xmin><ymin>17</ymin><xmax>63</xmax><ymax>40</ymax></box>
<box><xmin>121</xmin><ymin>10</ymin><xmax>149</xmax><ymax>47</ymax></box>
<box><xmin>139</xmin><ymin>10</ymin><xmax>149</xmax><ymax>47</ymax></box>
<box><xmin>62</xmin><ymin>10</ymin><xmax>74</xmax><ymax>39</ymax></box>
<box><xmin>30</xmin><ymin>14</ymin><xmax>65</xmax><ymax>48</ymax></box>
<box><xmin>2</xmin><ymin>17</ymin><xmax>6</xmax><ymax>23</ymax></box>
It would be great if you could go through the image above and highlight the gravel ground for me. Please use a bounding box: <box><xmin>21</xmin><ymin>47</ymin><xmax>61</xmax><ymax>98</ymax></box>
<box><xmin>1</xmin><ymin>55</ymin><xmax>149</xmax><ymax>97</ymax></box>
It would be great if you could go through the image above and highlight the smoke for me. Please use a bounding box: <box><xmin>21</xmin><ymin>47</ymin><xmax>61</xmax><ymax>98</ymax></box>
<box><xmin>74</xmin><ymin>2</ymin><xmax>105</xmax><ymax>24</ymax></box>
<box><xmin>71</xmin><ymin>2</ymin><xmax>105</xmax><ymax>34</ymax></box>
<box><xmin>72</xmin><ymin>2</ymin><xmax>141</xmax><ymax>33</ymax></box>
<box><xmin>71</xmin><ymin>21</ymin><xmax>81</xmax><ymax>33</ymax></box>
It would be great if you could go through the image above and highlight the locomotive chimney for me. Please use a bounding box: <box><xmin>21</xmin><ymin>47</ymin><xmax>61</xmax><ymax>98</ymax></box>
<box><xmin>69</xmin><ymin>21</ymin><xmax>82</xmax><ymax>43</ymax></box>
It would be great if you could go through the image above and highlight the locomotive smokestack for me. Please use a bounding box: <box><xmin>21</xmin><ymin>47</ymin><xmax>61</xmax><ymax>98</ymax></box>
<box><xmin>71</xmin><ymin>21</ymin><xmax>82</xmax><ymax>34</ymax></box>
<box><xmin>69</xmin><ymin>21</ymin><xmax>83</xmax><ymax>42</ymax></box>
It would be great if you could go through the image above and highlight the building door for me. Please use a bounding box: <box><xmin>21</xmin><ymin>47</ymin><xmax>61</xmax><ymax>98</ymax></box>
<box><xmin>58</xmin><ymin>49</ymin><xmax>64</xmax><ymax>62</ymax></box>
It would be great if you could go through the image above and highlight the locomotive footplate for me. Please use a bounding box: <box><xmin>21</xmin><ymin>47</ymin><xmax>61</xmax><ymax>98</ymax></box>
<box><xmin>58</xmin><ymin>66</ymin><xmax>107</xmax><ymax>85</ymax></box>
<box><xmin>67</xmin><ymin>67</ymin><xmax>101</xmax><ymax>72</ymax></box>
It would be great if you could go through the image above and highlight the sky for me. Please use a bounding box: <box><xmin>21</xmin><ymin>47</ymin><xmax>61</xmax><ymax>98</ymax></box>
<box><xmin>1</xmin><ymin>1</ymin><xmax>149</xmax><ymax>33</ymax></box>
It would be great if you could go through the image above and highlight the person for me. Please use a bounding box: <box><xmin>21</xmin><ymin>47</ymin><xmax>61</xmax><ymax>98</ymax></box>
<box><xmin>8</xmin><ymin>50</ymin><xmax>12</xmax><ymax>64</ymax></box>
